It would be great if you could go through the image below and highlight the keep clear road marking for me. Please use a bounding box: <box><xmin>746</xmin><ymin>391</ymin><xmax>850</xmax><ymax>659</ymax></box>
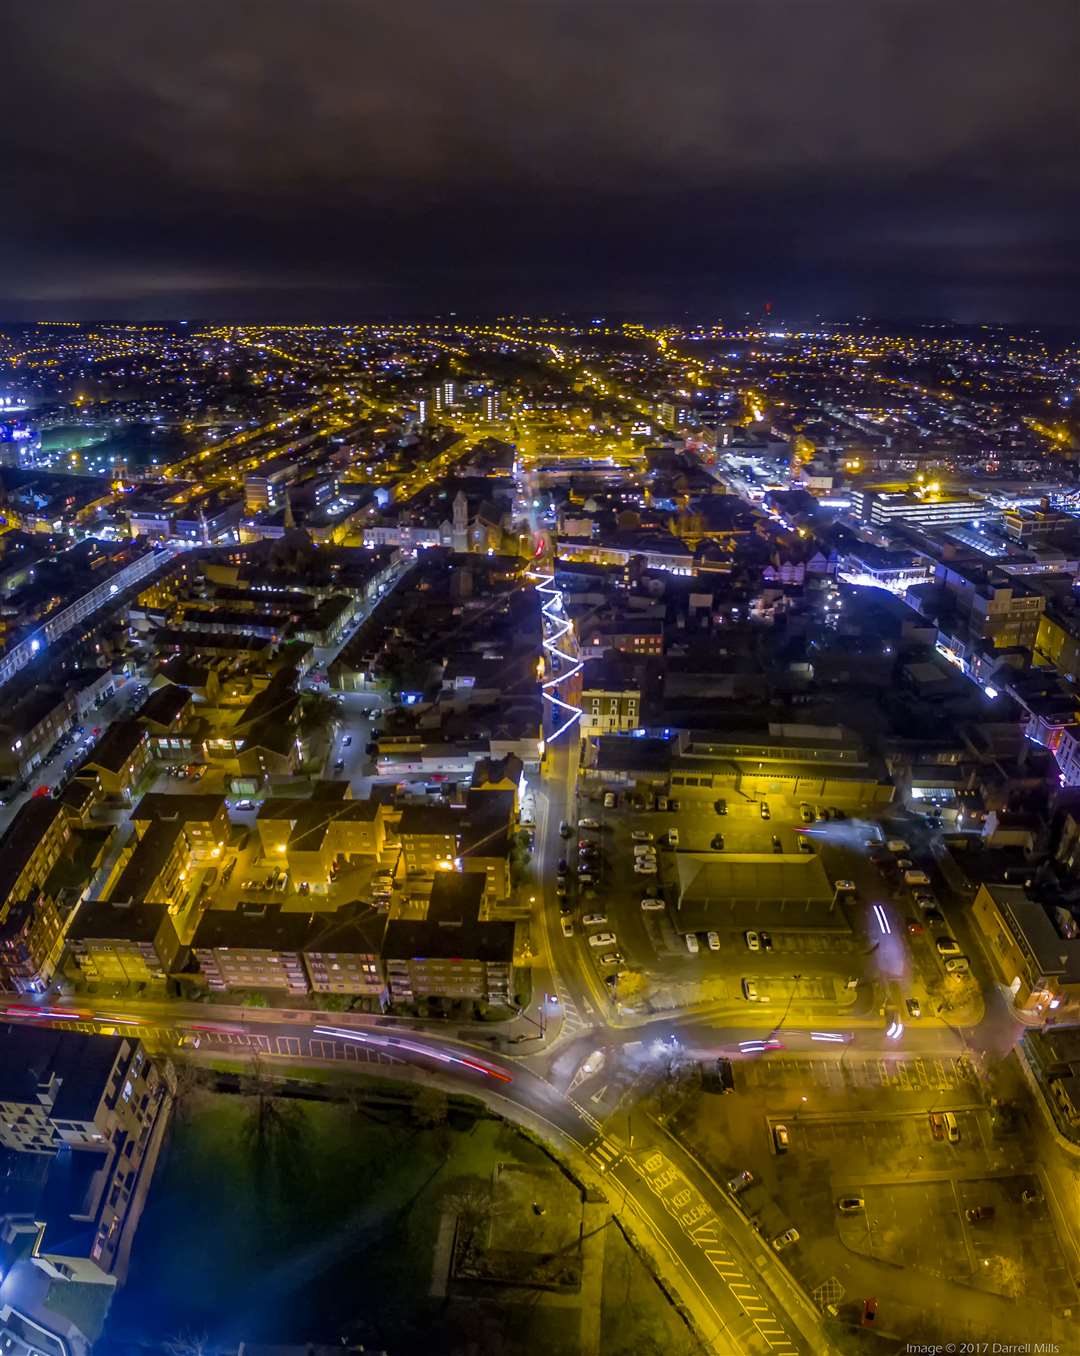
<box><xmin>630</xmin><ymin>1148</ymin><xmax>802</xmax><ymax>1354</ymax></box>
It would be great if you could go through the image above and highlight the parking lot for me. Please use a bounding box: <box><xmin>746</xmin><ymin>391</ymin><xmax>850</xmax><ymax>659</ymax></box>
<box><xmin>567</xmin><ymin>786</ymin><xmax>881</xmax><ymax>1004</ymax></box>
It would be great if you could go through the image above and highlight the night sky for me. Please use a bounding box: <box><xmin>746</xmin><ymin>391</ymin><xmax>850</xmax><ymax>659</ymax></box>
<box><xmin>3</xmin><ymin>1</ymin><xmax>1078</xmax><ymax>323</ymax></box>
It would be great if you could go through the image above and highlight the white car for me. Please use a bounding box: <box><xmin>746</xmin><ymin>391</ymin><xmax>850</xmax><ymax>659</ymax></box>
<box><xmin>935</xmin><ymin>936</ymin><xmax>961</xmax><ymax>956</ymax></box>
<box><xmin>641</xmin><ymin>896</ymin><xmax>666</xmax><ymax>910</ymax></box>
<box><xmin>588</xmin><ymin>931</ymin><xmax>617</xmax><ymax>948</ymax></box>
<box><xmin>582</xmin><ymin>913</ymin><xmax>608</xmax><ymax>927</ymax></box>
<box><xmin>707</xmin><ymin>931</ymin><xmax>720</xmax><ymax>951</ymax></box>
<box><xmin>561</xmin><ymin>916</ymin><xmax>573</xmax><ymax>938</ymax></box>
<box><xmin>904</xmin><ymin>869</ymin><xmax>931</xmax><ymax>887</ymax></box>
<box><xmin>579</xmin><ymin>817</ymin><xmax>600</xmax><ymax>830</ymax></box>
<box><xmin>745</xmin><ymin>930</ymin><xmax>760</xmax><ymax>951</ymax></box>
<box><xmin>599</xmin><ymin>952</ymin><xmax>622</xmax><ymax>966</ymax></box>
<box><xmin>685</xmin><ymin>933</ymin><xmax>700</xmax><ymax>954</ymax></box>
<box><xmin>632</xmin><ymin>830</ymin><xmax>655</xmax><ymax>843</ymax></box>
<box><xmin>634</xmin><ymin>861</ymin><xmax>657</xmax><ymax>874</ymax></box>
<box><xmin>603</xmin><ymin>792</ymin><xmax>616</xmax><ymax>809</ymax></box>
<box><xmin>633</xmin><ymin>842</ymin><xmax>656</xmax><ymax>855</ymax></box>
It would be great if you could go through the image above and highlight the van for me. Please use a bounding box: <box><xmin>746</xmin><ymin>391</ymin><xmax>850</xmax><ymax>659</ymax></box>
<box><xmin>942</xmin><ymin>1111</ymin><xmax>960</xmax><ymax>1144</ymax></box>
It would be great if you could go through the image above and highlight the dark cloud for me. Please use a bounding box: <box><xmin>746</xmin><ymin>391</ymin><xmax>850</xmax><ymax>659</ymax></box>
<box><xmin>2</xmin><ymin>0</ymin><xmax>1078</xmax><ymax>320</ymax></box>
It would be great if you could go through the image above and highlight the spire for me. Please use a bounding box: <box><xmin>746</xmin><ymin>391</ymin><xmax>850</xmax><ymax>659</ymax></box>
<box><xmin>283</xmin><ymin>489</ymin><xmax>296</xmax><ymax>531</ymax></box>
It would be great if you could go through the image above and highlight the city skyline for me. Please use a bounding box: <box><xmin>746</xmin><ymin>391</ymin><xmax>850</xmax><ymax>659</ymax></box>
<box><xmin>4</xmin><ymin>0</ymin><xmax>1080</xmax><ymax>323</ymax></box>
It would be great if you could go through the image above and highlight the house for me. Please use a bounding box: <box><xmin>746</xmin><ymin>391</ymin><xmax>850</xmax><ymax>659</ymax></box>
<box><xmin>73</xmin><ymin>720</ymin><xmax>152</xmax><ymax>802</ymax></box>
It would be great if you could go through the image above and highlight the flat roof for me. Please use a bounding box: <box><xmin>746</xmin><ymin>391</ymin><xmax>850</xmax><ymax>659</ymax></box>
<box><xmin>674</xmin><ymin>851</ymin><xmax>844</xmax><ymax>934</ymax></box>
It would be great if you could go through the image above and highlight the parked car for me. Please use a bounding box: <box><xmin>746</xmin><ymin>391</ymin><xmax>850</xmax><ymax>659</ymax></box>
<box><xmin>588</xmin><ymin>932</ymin><xmax>617</xmax><ymax>948</ymax></box>
<box><xmin>685</xmin><ymin>933</ymin><xmax>699</xmax><ymax>954</ymax></box>
<box><xmin>641</xmin><ymin>895</ymin><xmax>666</xmax><ymax>910</ymax></box>
<box><xmin>602</xmin><ymin>792</ymin><xmax>616</xmax><ymax>809</ymax></box>
<box><xmin>906</xmin><ymin>997</ymin><xmax>922</xmax><ymax>1018</ymax></box>
<box><xmin>706</xmin><ymin>931</ymin><xmax>720</xmax><ymax>951</ymax></box>
<box><xmin>929</xmin><ymin>1112</ymin><xmax>946</xmax><ymax>1140</ymax></box>
<box><xmin>924</xmin><ymin>908</ymin><xmax>946</xmax><ymax>925</ymax></box>
<box><xmin>666</xmin><ymin>828</ymin><xmax>679</xmax><ymax>847</ymax></box>
<box><xmin>904</xmin><ymin>869</ymin><xmax>931</xmax><ymax>887</ymax></box>
<box><xmin>633</xmin><ymin>861</ymin><xmax>657</xmax><ymax>874</ymax></box>
<box><xmin>944</xmin><ymin>956</ymin><xmax>970</xmax><ymax>974</ymax></box>
<box><xmin>1021</xmin><ymin>1187</ymin><xmax>1043</xmax><ymax>1205</ymax></box>
<box><xmin>861</xmin><ymin>1297</ymin><xmax>877</xmax><ymax>1327</ymax></box>
<box><xmin>772</xmin><ymin>1227</ymin><xmax>799</xmax><ymax>1251</ymax></box>
<box><xmin>760</xmin><ymin>802</ymin><xmax>771</xmax><ymax>819</ymax></box>
<box><xmin>579</xmin><ymin>817</ymin><xmax>600</xmax><ymax>830</ymax></box>
<box><xmin>773</xmin><ymin>1124</ymin><xmax>790</xmax><ymax>1153</ymax></box>
<box><xmin>631</xmin><ymin>830</ymin><xmax>655</xmax><ymax>843</ymax></box>
<box><xmin>727</xmin><ymin>1169</ymin><xmax>754</xmax><ymax>1193</ymax></box>
<box><xmin>760</xmin><ymin>931</ymin><xmax>773</xmax><ymax>950</ymax></box>
<box><xmin>837</xmin><ymin>1196</ymin><xmax>864</xmax><ymax>1214</ymax></box>
<box><xmin>745</xmin><ymin>930</ymin><xmax>760</xmax><ymax>951</ymax></box>
<box><xmin>714</xmin><ymin>798</ymin><xmax>728</xmax><ymax>815</ymax></box>
<box><xmin>965</xmin><ymin>1206</ymin><xmax>995</xmax><ymax>1223</ymax></box>
<box><xmin>797</xmin><ymin>837</ymin><xmax>813</xmax><ymax>853</ymax></box>
<box><xmin>599</xmin><ymin>951</ymin><xmax>623</xmax><ymax>966</ymax></box>
<box><xmin>582</xmin><ymin>913</ymin><xmax>607</xmax><ymax>927</ymax></box>
<box><xmin>771</xmin><ymin>835</ymin><xmax>782</xmax><ymax>852</ymax></box>
<box><xmin>711</xmin><ymin>833</ymin><xmax>725</xmax><ymax>850</ymax></box>
<box><xmin>936</xmin><ymin>936</ymin><xmax>961</xmax><ymax>956</ymax></box>
<box><xmin>560</xmin><ymin>917</ymin><xmax>573</xmax><ymax>938</ymax></box>
<box><xmin>799</xmin><ymin>803</ymin><xmax>813</xmax><ymax>823</ymax></box>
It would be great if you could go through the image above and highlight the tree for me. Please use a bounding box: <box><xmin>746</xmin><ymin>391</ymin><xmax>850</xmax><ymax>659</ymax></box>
<box><xmin>412</xmin><ymin>1086</ymin><xmax>449</xmax><ymax>1130</ymax></box>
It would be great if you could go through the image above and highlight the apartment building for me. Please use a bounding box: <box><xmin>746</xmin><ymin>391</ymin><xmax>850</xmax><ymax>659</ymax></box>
<box><xmin>398</xmin><ymin>803</ymin><xmax>462</xmax><ymax>879</ymax></box>
<box><xmin>0</xmin><ymin>685</ymin><xmax>75</xmax><ymax>783</ymax></box>
<box><xmin>302</xmin><ymin>903</ymin><xmax>387</xmax><ymax>998</ymax></box>
<box><xmin>971</xmin><ymin>883</ymin><xmax>1077</xmax><ymax>1020</ymax></box>
<box><xmin>0</xmin><ymin>800</ymin><xmax>72</xmax><ymax>928</ymax></box>
<box><xmin>256</xmin><ymin>786</ymin><xmax>387</xmax><ymax>891</ymax></box>
<box><xmin>0</xmin><ymin>894</ymin><xmax>71</xmax><ymax>995</ymax></box>
<box><xmin>67</xmin><ymin>900</ymin><xmax>183</xmax><ymax>986</ymax></box>
<box><xmin>0</xmin><ymin>1024</ymin><xmax>170</xmax><ymax>1285</ymax></box>
<box><xmin>192</xmin><ymin>904</ymin><xmax>309</xmax><ymax>993</ymax></box>
<box><xmin>580</xmin><ymin>659</ymin><xmax>641</xmax><ymax>735</ymax></box>
<box><xmin>129</xmin><ymin>792</ymin><xmax>231</xmax><ymax>863</ymax></box>
<box><xmin>583</xmin><ymin>617</ymin><xmax>664</xmax><ymax>658</ymax></box>
<box><xmin>459</xmin><ymin>791</ymin><xmax>514</xmax><ymax>907</ymax></box>
<box><xmin>382</xmin><ymin>873</ymin><xmax>515</xmax><ymax>1005</ymax></box>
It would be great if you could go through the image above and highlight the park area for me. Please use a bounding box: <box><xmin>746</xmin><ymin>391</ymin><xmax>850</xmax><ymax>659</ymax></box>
<box><xmin>102</xmin><ymin>1077</ymin><xmax>694</xmax><ymax>1356</ymax></box>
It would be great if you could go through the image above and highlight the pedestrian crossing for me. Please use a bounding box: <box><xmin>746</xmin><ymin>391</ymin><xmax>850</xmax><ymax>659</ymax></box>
<box><xmin>587</xmin><ymin>1136</ymin><xmax>623</xmax><ymax>1173</ymax></box>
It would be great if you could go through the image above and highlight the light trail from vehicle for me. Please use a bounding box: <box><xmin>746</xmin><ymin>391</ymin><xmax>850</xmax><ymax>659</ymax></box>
<box><xmin>312</xmin><ymin>1026</ymin><xmax>514</xmax><ymax>1083</ymax></box>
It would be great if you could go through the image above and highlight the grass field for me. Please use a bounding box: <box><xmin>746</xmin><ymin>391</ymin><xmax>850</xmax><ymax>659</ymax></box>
<box><xmin>102</xmin><ymin>1084</ymin><xmax>693</xmax><ymax>1355</ymax></box>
